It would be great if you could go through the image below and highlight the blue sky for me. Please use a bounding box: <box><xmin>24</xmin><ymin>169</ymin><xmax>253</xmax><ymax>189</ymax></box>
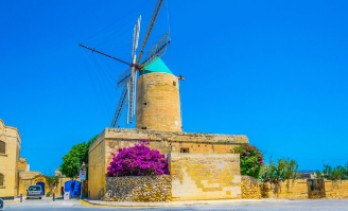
<box><xmin>0</xmin><ymin>0</ymin><xmax>347</xmax><ymax>175</ymax></box>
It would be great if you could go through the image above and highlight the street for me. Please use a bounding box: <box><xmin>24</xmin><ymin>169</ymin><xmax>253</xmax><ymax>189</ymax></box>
<box><xmin>2</xmin><ymin>197</ymin><xmax>348</xmax><ymax>210</ymax></box>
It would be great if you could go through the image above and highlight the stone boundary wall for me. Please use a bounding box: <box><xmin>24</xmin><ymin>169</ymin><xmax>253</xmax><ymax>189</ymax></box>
<box><xmin>261</xmin><ymin>179</ymin><xmax>309</xmax><ymax>199</ymax></box>
<box><xmin>325</xmin><ymin>180</ymin><xmax>348</xmax><ymax>199</ymax></box>
<box><xmin>241</xmin><ymin>176</ymin><xmax>261</xmax><ymax>199</ymax></box>
<box><xmin>104</xmin><ymin>175</ymin><xmax>171</xmax><ymax>202</ymax></box>
<box><xmin>259</xmin><ymin>179</ymin><xmax>348</xmax><ymax>199</ymax></box>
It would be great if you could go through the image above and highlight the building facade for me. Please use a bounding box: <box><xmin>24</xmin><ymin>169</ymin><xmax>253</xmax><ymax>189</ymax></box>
<box><xmin>88</xmin><ymin>129</ymin><xmax>248</xmax><ymax>200</ymax></box>
<box><xmin>0</xmin><ymin>119</ymin><xmax>21</xmax><ymax>198</ymax></box>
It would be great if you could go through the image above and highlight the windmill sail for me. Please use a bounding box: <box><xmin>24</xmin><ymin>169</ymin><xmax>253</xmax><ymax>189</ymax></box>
<box><xmin>136</xmin><ymin>0</ymin><xmax>165</xmax><ymax>66</ymax></box>
<box><xmin>80</xmin><ymin>0</ymin><xmax>167</xmax><ymax>128</ymax></box>
<box><xmin>127</xmin><ymin>16</ymin><xmax>141</xmax><ymax>124</ymax></box>
<box><xmin>117</xmin><ymin>68</ymin><xmax>131</xmax><ymax>88</ymax></box>
<box><xmin>110</xmin><ymin>86</ymin><xmax>127</xmax><ymax>127</ymax></box>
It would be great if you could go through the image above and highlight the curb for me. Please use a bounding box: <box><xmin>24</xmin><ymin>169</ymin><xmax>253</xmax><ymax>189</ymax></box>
<box><xmin>82</xmin><ymin>199</ymin><xmax>265</xmax><ymax>208</ymax></box>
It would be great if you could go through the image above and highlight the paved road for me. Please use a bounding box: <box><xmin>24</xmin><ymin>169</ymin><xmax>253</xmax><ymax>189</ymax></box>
<box><xmin>2</xmin><ymin>197</ymin><xmax>348</xmax><ymax>210</ymax></box>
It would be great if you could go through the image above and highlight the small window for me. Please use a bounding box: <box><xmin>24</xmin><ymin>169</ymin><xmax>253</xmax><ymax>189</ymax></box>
<box><xmin>173</xmin><ymin>81</ymin><xmax>176</xmax><ymax>86</ymax></box>
<box><xmin>0</xmin><ymin>141</ymin><xmax>5</xmax><ymax>154</ymax></box>
<box><xmin>180</xmin><ymin>148</ymin><xmax>189</xmax><ymax>153</ymax></box>
<box><xmin>141</xmin><ymin>127</ymin><xmax>147</xmax><ymax>130</ymax></box>
<box><xmin>0</xmin><ymin>173</ymin><xmax>4</xmax><ymax>186</ymax></box>
<box><xmin>143</xmin><ymin>103</ymin><xmax>147</xmax><ymax>105</ymax></box>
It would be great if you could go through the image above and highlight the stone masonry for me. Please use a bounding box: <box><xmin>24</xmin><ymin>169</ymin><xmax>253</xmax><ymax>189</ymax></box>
<box><xmin>88</xmin><ymin>128</ymin><xmax>248</xmax><ymax>200</ymax></box>
<box><xmin>104</xmin><ymin>176</ymin><xmax>171</xmax><ymax>202</ymax></box>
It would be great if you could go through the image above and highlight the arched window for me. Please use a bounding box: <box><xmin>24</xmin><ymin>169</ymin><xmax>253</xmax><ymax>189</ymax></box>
<box><xmin>0</xmin><ymin>141</ymin><xmax>5</xmax><ymax>154</ymax></box>
<box><xmin>0</xmin><ymin>173</ymin><xmax>4</xmax><ymax>186</ymax></box>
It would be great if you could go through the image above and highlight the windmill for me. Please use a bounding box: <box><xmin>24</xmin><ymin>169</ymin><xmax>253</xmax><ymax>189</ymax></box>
<box><xmin>79</xmin><ymin>0</ymin><xmax>171</xmax><ymax>128</ymax></box>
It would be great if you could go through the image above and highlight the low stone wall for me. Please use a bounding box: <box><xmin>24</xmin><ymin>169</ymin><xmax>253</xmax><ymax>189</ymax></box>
<box><xmin>104</xmin><ymin>176</ymin><xmax>171</xmax><ymax>202</ymax></box>
<box><xmin>241</xmin><ymin>176</ymin><xmax>261</xmax><ymax>199</ymax></box>
<box><xmin>261</xmin><ymin>179</ymin><xmax>308</xmax><ymax>199</ymax></box>
<box><xmin>325</xmin><ymin>180</ymin><xmax>348</xmax><ymax>199</ymax></box>
<box><xmin>260</xmin><ymin>179</ymin><xmax>348</xmax><ymax>199</ymax></box>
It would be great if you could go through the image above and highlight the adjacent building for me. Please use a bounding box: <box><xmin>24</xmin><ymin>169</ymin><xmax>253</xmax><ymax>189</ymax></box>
<box><xmin>0</xmin><ymin>119</ymin><xmax>21</xmax><ymax>199</ymax></box>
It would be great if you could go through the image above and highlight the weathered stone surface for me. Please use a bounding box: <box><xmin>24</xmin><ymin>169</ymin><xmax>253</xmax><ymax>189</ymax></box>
<box><xmin>104</xmin><ymin>176</ymin><xmax>171</xmax><ymax>202</ymax></box>
<box><xmin>261</xmin><ymin>179</ymin><xmax>348</xmax><ymax>199</ymax></box>
<box><xmin>88</xmin><ymin>129</ymin><xmax>247</xmax><ymax>199</ymax></box>
<box><xmin>241</xmin><ymin>176</ymin><xmax>261</xmax><ymax>199</ymax></box>
<box><xmin>170</xmin><ymin>153</ymin><xmax>241</xmax><ymax>200</ymax></box>
<box><xmin>325</xmin><ymin>180</ymin><xmax>348</xmax><ymax>199</ymax></box>
<box><xmin>0</xmin><ymin>119</ymin><xmax>21</xmax><ymax>198</ymax></box>
<box><xmin>90</xmin><ymin>129</ymin><xmax>248</xmax><ymax>153</ymax></box>
<box><xmin>261</xmin><ymin>179</ymin><xmax>309</xmax><ymax>199</ymax></box>
<box><xmin>136</xmin><ymin>72</ymin><xmax>182</xmax><ymax>132</ymax></box>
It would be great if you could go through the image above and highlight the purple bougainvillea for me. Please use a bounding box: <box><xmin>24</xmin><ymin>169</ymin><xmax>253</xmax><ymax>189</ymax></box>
<box><xmin>106</xmin><ymin>140</ymin><xmax>169</xmax><ymax>177</ymax></box>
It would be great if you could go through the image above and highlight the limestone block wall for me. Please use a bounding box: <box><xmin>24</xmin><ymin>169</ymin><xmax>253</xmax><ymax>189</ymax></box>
<box><xmin>104</xmin><ymin>176</ymin><xmax>171</xmax><ymax>202</ymax></box>
<box><xmin>88</xmin><ymin>139</ymin><xmax>106</xmax><ymax>199</ymax></box>
<box><xmin>136</xmin><ymin>73</ymin><xmax>182</xmax><ymax>132</ymax></box>
<box><xmin>0</xmin><ymin>120</ymin><xmax>21</xmax><ymax>198</ymax></box>
<box><xmin>241</xmin><ymin>176</ymin><xmax>261</xmax><ymax>199</ymax></box>
<box><xmin>18</xmin><ymin>175</ymin><xmax>71</xmax><ymax>197</ymax></box>
<box><xmin>0</xmin><ymin>140</ymin><xmax>18</xmax><ymax>198</ymax></box>
<box><xmin>18</xmin><ymin>171</ymin><xmax>40</xmax><ymax>196</ymax></box>
<box><xmin>261</xmin><ymin>179</ymin><xmax>308</xmax><ymax>199</ymax></box>
<box><xmin>98</xmin><ymin>129</ymin><xmax>248</xmax><ymax>167</ymax></box>
<box><xmin>18</xmin><ymin>179</ymin><xmax>32</xmax><ymax>196</ymax></box>
<box><xmin>325</xmin><ymin>180</ymin><xmax>348</xmax><ymax>199</ymax></box>
<box><xmin>17</xmin><ymin>158</ymin><xmax>28</xmax><ymax>172</ymax></box>
<box><xmin>54</xmin><ymin>177</ymin><xmax>71</xmax><ymax>196</ymax></box>
<box><xmin>170</xmin><ymin>153</ymin><xmax>241</xmax><ymax>200</ymax></box>
<box><xmin>88</xmin><ymin>129</ymin><xmax>248</xmax><ymax>200</ymax></box>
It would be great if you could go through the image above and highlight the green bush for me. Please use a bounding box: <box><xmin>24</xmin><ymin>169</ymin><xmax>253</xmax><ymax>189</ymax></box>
<box><xmin>233</xmin><ymin>144</ymin><xmax>263</xmax><ymax>178</ymax></box>
<box><xmin>317</xmin><ymin>163</ymin><xmax>348</xmax><ymax>180</ymax></box>
<box><xmin>259</xmin><ymin>159</ymin><xmax>298</xmax><ymax>182</ymax></box>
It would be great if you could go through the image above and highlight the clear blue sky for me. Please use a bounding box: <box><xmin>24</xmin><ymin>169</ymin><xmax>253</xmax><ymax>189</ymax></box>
<box><xmin>0</xmin><ymin>0</ymin><xmax>347</xmax><ymax>175</ymax></box>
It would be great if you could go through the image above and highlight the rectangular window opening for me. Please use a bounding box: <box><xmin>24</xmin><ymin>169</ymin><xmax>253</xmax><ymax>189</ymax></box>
<box><xmin>180</xmin><ymin>148</ymin><xmax>189</xmax><ymax>153</ymax></box>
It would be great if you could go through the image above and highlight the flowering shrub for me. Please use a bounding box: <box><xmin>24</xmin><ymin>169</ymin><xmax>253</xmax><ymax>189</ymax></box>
<box><xmin>233</xmin><ymin>144</ymin><xmax>263</xmax><ymax>178</ymax></box>
<box><xmin>107</xmin><ymin>141</ymin><xmax>169</xmax><ymax>177</ymax></box>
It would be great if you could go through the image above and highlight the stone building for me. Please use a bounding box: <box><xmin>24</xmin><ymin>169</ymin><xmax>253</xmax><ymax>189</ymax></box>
<box><xmin>18</xmin><ymin>170</ymin><xmax>70</xmax><ymax>197</ymax></box>
<box><xmin>88</xmin><ymin>60</ymin><xmax>248</xmax><ymax>201</ymax></box>
<box><xmin>0</xmin><ymin>119</ymin><xmax>21</xmax><ymax>199</ymax></box>
<box><xmin>0</xmin><ymin>119</ymin><xmax>69</xmax><ymax>199</ymax></box>
<box><xmin>16</xmin><ymin>157</ymin><xmax>71</xmax><ymax>197</ymax></box>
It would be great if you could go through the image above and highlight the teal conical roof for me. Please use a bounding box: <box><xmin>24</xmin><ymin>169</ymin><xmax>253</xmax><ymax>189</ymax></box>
<box><xmin>141</xmin><ymin>57</ymin><xmax>172</xmax><ymax>75</ymax></box>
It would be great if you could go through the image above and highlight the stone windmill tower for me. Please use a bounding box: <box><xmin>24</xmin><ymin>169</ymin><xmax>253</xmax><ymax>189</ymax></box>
<box><xmin>80</xmin><ymin>0</ymin><xmax>182</xmax><ymax>132</ymax></box>
<box><xmin>136</xmin><ymin>58</ymin><xmax>182</xmax><ymax>132</ymax></box>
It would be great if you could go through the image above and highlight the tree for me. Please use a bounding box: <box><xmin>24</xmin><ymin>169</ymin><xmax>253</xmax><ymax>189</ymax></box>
<box><xmin>259</xmin><ymin>158</ymin><xmax>298</xmax><ymax>197</ymax></box>
<box><xmin>60</xmin><ymin>135</ymin><xmax>98</xmax><ymax>179</ymax></box>
<box><xmin>107</xmin><ymin>141</ymin><xmax>169</xmax><ymax>177</ymax></box>
<box><xmin>260</xmin><ymin>159</ymin><xmax>298</xmax><ymax>182</ymax></box>
<box><xmin>60</xmin><ymin>152</ymin><xmax>81</xmax><ymax>179</ymax></box>
<box><xmin>320</xmin><ymin>164</ymin><xmax>348</xmax><ymax>180</ymax></box>
<box><xmin>45</xmin><ymin>176</ymin><xmax>59</xmax><ymax>196</ymax></box>
<box><xmin>233</xmin><ymin>144</ymin><xmax>263</xmax><ymax>178</ymax></box>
